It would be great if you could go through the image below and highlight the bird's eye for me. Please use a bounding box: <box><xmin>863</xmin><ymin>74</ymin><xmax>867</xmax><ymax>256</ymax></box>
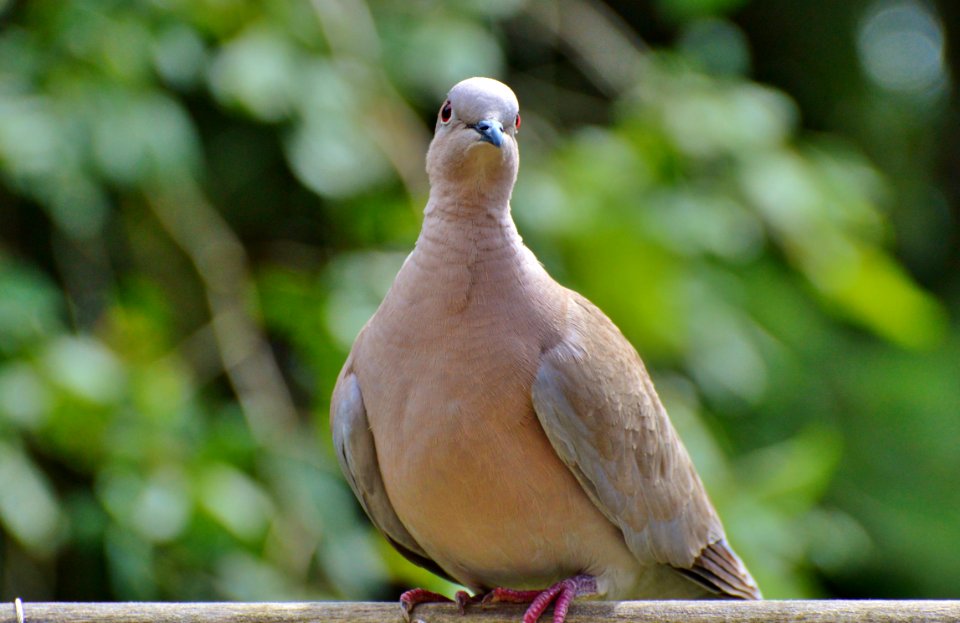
<box><xmin>439</xmin><ymin>100</ymin><xmax>452</xmax><ymax>124</ymax></box>
<box><xmin>515</xmin><ymin>113</ymin><xmax>521</xmax><ymax>131</ymax></box>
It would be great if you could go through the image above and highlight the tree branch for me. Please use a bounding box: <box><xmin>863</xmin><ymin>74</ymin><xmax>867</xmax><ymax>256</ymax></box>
<box><xmin>4</xmin><ymin>601</ymin><xmax>960</xmax><ymax>623</ymax></box>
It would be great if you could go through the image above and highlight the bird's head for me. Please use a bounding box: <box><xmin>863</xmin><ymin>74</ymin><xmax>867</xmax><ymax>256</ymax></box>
<box><xmin>426</xmin><ymin>77</ymin><xmax>521</xmax><ymax>202</ymax></box>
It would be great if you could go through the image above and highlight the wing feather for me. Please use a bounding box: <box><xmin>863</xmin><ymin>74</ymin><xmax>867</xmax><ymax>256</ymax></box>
<box><xmin>330</xmin><ymin>365</ymin><xmax>454</xmax><ymax>583</ymax></box>
<box><xmin>532</xmin><ymin>292</ymin><xmax>760</xmax><ymax>599</ymax></box>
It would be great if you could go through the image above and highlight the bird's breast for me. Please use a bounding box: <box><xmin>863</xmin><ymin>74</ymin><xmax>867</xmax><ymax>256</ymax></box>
<box><xmin>356</xmin><ymin>285</ymin><xmax>637</xmax><ymax>593</ymax></box>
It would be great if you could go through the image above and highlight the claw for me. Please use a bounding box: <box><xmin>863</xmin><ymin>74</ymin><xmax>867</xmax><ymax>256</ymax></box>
<box><xmin>521</xmin><ymin>575</ymin><xmax>596</xmax><ymax>623</ymax></box>
<box><xmin>481</xmin><ymin>587</ymin><xmax>545</xmax><ymax>607</ymax></box>
<box><xmin>399</xmin><ymin>588</ymin><xmax>453</xmax><ymax>622</ymax></box>
<box><xmin>400</xmin><ymin>575</ymin><xmax>596</xmax><ymax>623</ymax></box>
<box><xmin>465</xmin><ymin>575</ymin><xmax>597</xmax><ymax>623</ymax></box>
<box><xmin>455</xmin><ymin>591</ymin><xmax>479</xmax><ymax>614</ymax></box>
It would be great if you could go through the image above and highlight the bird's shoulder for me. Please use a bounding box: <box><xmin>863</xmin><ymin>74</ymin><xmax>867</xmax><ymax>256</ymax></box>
<box><xmin>542</xmin><ymin>287</ymin><xmax>654</xmax><ymax>399</ymax></box>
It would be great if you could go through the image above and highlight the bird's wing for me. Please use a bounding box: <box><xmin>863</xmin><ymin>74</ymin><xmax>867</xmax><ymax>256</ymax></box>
<box><xmin>531</xmin><ymin>292</ymin><xmax>760</xmax><ymax>599</ymax></box>
<box><xmin>331</xmin><ymin>363</ymin><xmax>455</xmax><ymax>583</ymax></box>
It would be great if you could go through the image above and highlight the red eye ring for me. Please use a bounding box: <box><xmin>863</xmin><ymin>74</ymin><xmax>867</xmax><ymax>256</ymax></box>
<box><xmin>515</xmin><ymin>113</ymin><xmax>521</xmax><ymax>131</ymax></box>
<box><xmin>439</xmin><ymin>100</ymin><xmax>452</xmax><ymax>124</ymax></box>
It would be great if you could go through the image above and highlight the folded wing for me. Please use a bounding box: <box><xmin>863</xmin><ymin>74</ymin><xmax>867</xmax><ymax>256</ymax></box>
<box><xmin>531</xmin><ymin>292</ymin><xmax>760</xmax><ymax>599</ymax></box>
<box><xmin>330</xmin><ymin>366</ymin><xmax>454</xmax><ymax>583</ymax></box>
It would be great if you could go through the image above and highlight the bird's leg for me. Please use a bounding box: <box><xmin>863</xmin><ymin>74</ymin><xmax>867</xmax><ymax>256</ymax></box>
<box><xmin>523</xmin><ymin>575</ymin><xmax>597</xmax><ymax>623</ymax></box>
<box><xmin>481</xmin><ymin>574</ymin><xmax>597</xmax><ymax>623</ymax></box>
<box><xmin>481</xmin><ymin>587</ymin><xmax>544</xmax><ymax>605</ymax></box>
<box><xmin>399</xmin><ymin>588</ymin><xmax>454</xmax><ymax>621</ymax></box>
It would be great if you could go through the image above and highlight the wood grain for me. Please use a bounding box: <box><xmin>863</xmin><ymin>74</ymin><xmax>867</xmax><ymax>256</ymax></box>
<box><xmin>3</xmin><ymin>601</ymin><xmax>959</xmax><ymax>623</ymax></box>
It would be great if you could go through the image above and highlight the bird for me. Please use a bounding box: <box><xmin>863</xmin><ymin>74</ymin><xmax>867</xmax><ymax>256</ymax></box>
<box><xmin>330</xmin><ymin>77</ymin><xmax>761</xmax><ymax>623</ymax></box>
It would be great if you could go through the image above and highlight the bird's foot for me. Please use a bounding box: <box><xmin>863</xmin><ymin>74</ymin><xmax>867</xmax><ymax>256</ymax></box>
<box><xmin>454</xmin><ymin>590</ymin><xmax>484</xmax><ymax>614</ymax></box>
<box><xmin>399</xmin><ymin>588</ymin><xmax>453</xmax><ymax>621</ymax></box>
<box><xmin>481</xmin><ymin>587</ymin><xmax>545</xmax><ymax>605</ymax></box>
<box><xmin>481</xmin><ymin>574</ymin><xmax>597</xmax><ymax>623</ymax></box>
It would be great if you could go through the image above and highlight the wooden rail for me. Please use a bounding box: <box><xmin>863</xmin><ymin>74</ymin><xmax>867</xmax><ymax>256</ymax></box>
<box><xmin>4</xmin><ymin>601</ymin><xmax>960</xmax><ymax>623</ymax></box>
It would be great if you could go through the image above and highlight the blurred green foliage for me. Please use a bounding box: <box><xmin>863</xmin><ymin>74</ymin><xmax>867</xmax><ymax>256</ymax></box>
<box><xmin>1</xmin><ymin>0</ymin><xmax>958</xmax><ymax>602</ymax></box>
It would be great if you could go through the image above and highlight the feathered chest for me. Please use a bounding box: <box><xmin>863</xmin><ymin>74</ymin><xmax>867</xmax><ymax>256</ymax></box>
<box><xmin>359</xmin><ymin>274</ymin><xmax>544</xmax><ymax>429</ymax></box>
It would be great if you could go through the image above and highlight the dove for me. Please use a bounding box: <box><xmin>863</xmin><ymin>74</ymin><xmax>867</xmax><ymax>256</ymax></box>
<box><xmin>330</xmin><ymin>77</ymin><xmax>761</xmax><ymax>623</ymax></box>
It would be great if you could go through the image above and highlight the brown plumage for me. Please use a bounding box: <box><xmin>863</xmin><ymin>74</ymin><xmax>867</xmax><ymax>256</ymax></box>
<box><xmin>331</xmin><ymin>77</ymin><xmax>760</xmax><ymax>623</ymax></box>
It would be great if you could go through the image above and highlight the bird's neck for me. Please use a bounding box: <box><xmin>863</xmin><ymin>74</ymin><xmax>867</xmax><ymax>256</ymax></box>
<box><xmin>386</xmin><ymin>183</ymin><xmax>532</xmax><ymax>317</ymax></box>
<box><xmin>416</xmin><ymin>192</ymin><xmax>523</xmax><ymax>269</ymax></box>
<box><xmin>425</xmin><ymin>170</ymin><xmax>515</xmax><ymax>217</ymax></box>
<box><xmin>373</xmin><ymin>184</ymin><xmax>559</xmax><ymax>341</ymax></box>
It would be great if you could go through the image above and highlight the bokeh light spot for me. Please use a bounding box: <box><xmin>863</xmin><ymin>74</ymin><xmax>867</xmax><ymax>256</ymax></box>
<box><xmin>857</xmin><ymin>0</ymin><xmax>948</xmax><ymax>96</ymax></box>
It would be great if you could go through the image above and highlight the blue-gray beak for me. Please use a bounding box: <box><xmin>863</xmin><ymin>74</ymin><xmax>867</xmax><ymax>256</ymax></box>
<box><xmin>471</xmin><ymin>119</ymin><xmax>504</xmax><ymax>148</ymax></box>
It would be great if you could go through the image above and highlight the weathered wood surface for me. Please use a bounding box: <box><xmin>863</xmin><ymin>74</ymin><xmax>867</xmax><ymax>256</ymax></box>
<box><xmin>4</xmin><ymin>601</ymin><xmax>960</xmax><ymax>623</ymax></box>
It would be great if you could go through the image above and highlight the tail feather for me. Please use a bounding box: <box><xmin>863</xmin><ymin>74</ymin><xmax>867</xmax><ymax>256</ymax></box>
<box><xmin>675</xmin><ymin>538</ymin><xmax>762</xmax><ymax>600</ymax></box>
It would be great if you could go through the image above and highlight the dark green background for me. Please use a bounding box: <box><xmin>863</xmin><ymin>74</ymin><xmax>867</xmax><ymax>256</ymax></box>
<box><xmin>1</xmin><ymin>0</ymin><xmax>957</xmax><ymax>601</ymax></box>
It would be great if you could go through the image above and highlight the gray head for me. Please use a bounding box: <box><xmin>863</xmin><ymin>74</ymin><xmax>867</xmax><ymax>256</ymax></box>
<box><xmin>426</xmin><ymin>77</ymin><xmax>521</xmax><ymax>202</ymax></box>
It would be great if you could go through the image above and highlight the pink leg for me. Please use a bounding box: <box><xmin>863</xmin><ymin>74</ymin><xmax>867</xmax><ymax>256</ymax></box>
<box><xmin>479</xmin><ymin>575</ymin><xmax>597</xmax><ymax>623</ymax></box>
<box><xmin>536</xmin><ymin>575</ymin><xmax>597</xmax><ymax>623</ymax></box>
<box><xmin>399</xmin><ymin>588</ymin><xmax>452</xmax><ymax>621</ymax></box>
<box><xmin>481</xmin><ymin>587</ymin><xmax>545</xmax><ymax>605</ymax></box>
<box><xmin>523</xmin><ymin>575</ymin><xmax>597</xmax><ymax>623</ymax></box>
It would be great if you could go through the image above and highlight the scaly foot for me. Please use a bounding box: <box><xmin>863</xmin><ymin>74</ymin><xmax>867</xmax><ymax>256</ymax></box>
<box><xmin>481</xmin><ymin>587</ymin><xmax>544</xmax><ymax>605</ymax></box>
<box><xmin>455</xmin><ymin>590</ymin><xmax>483</xmax><ymax>613</ymax></box>
<box><xmin>481</xmin><ymin>574</ymin><xmax>598</xmax><ymax>623</ymax></box>
<box><xmin>399</xmin><ymin>588</ymin><xmax>453</xmax><ymax>621</ymax></box>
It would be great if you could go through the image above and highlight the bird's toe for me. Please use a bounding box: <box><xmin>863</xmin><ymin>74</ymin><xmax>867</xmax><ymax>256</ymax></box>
<box><xmin>399</xmin><ymin>588</ymin><xmax>453</xmax><ymax>621</ymax></box>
